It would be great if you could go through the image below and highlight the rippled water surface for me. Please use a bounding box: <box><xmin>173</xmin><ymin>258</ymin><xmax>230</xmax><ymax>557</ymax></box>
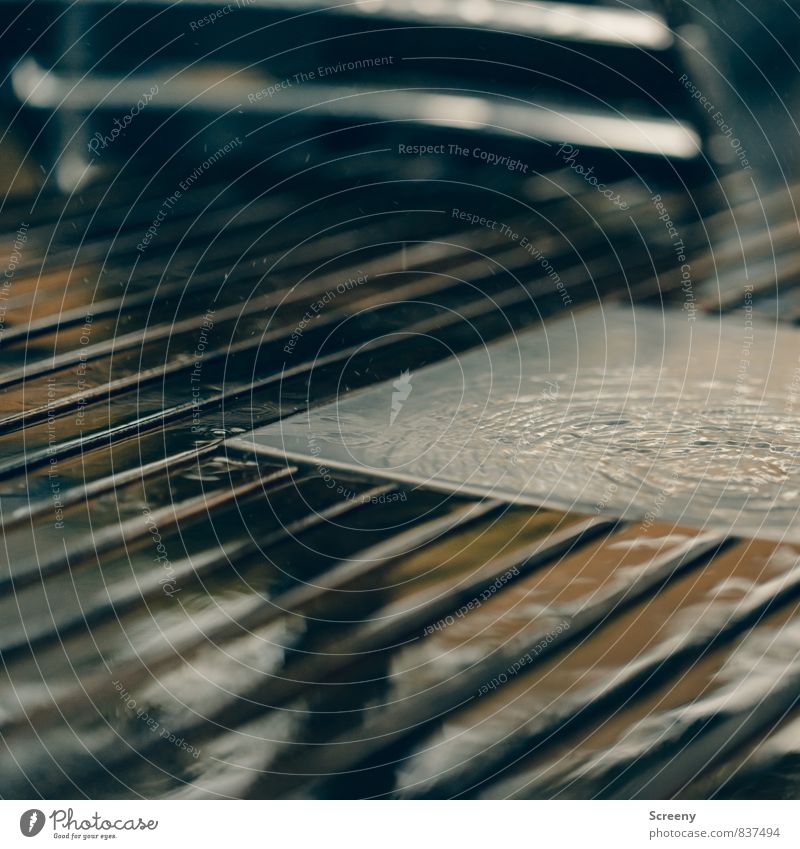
<box><xmin>234</xmin><ymin>306</ymin><xmax>800</xmax><ymax>541</ymax></box>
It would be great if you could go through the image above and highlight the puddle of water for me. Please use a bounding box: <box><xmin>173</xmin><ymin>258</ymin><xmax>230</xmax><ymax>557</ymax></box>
<box><xmin>231</xmin><ymin>305</ymin><xmax>800</xmax><ymax>542</ymax></box>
